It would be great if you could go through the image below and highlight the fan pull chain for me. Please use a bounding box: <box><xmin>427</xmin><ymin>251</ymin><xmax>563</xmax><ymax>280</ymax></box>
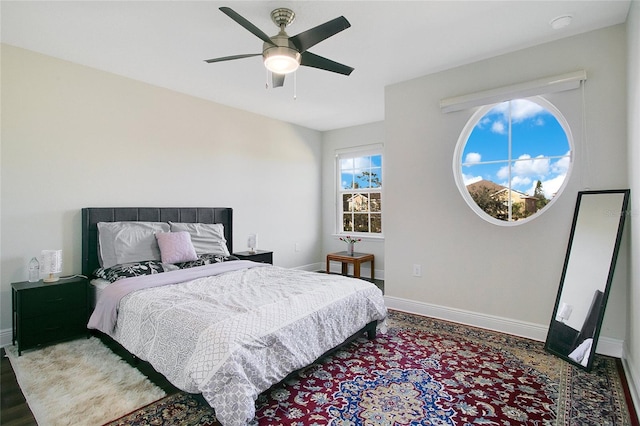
<box><xmin>293</xmin><ymin>72</ymin><xmax>297</xmax><ymax>100</ymax></box>
<box><xmin>266</xmin><ymin>69</ymin><xmax>269</xmax><ymax>89</ymax></box>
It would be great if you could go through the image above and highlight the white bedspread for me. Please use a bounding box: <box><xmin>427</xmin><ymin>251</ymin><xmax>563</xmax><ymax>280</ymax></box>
<box><xmin>100</xmin><ymin>264</ymin><xmax>387</xmax><ymax>426</ymax></box>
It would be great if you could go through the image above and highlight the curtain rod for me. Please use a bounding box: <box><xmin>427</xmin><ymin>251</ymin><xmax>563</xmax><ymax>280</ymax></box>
<box><xmin>440</xmin><ymin>70</ymin><xmax>587</xmax><ymax>113</ymax></box>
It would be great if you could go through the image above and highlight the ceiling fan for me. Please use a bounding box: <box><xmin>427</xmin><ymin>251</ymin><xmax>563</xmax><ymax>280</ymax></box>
<box><xmin>205</xmin><ymin>7</ymin><xmax>354</xmax><ymax>88</ymax></box>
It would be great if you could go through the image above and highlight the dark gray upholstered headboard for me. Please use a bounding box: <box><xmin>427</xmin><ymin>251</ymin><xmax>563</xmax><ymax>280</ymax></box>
<box><xmin>81</xmin><ymin>207</ymin><xmax>233</xmax><ymax>277</ymax></box>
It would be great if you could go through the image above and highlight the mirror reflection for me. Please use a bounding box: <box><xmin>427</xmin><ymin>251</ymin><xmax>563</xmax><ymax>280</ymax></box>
<box><xmin>545</xmin><ymin>189</ymin><xmax>629</xmax><ymax>370</ymax></box>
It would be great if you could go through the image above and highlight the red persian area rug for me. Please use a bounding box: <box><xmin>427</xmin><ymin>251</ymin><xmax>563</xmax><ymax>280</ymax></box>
<box><xmin>106</xmin><ymin>310</ymin><xmax>637</xmax><ymax>425</ymax></box>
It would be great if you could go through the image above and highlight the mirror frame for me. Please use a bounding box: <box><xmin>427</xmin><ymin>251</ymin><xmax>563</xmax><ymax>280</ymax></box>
<box><xmin>545</xmin><ymin>189</ymin><xmax>630</xmax><ymax>371</ymax></box>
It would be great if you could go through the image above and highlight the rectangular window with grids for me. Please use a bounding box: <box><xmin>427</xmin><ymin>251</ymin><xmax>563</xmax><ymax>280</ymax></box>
<box><xmin>337</xmin><ymin>148</ymin><xmax>382</xmax><ymax>235</ymax></box>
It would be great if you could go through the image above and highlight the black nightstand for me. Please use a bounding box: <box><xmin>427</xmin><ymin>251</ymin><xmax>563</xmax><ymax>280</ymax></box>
<box><xmin>233</xmin><ymin>250</ymin><xmax>273</xmax><ymax>264</ymax></box>
<box><xmin>12</xmin><ymin>276</ymin><xmax>90</xmax><ymax>355</ymax></box>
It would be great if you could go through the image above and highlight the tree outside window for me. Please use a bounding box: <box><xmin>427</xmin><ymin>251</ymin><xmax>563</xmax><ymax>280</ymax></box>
<box><xmin>339</xmin><ymin>153</ymin><xmax>382</xmax><ymax>234</ymax></box>
<box><xmin>457</xmin><ymin>98</ymin><xmax>572</xmax><ymax>224</ymax></box>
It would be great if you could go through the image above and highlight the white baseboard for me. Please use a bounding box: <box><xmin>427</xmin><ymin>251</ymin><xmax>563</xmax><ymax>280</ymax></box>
<box><xmin>1</xmin><ymin>328</ymin><xmax>13</xmax><ymax>348</ymax></box>
<box><xmin>383</xmin><ymin>295</ymin><xmax>624</xmax><ymax>358</ymax></box>
<box><xmin>622</xmin><ymin>344</ymin><xmax>640</xmax><ymax>420</ymax></box>
<box><xmin>292</xmin><ymin>262</ymin><xmax>324</xmax><ymax>272</ymax></box>
<box><xmin>294</xmin><ymin>261</ymin><xmax>385</xmax><ymax>280</ymax></box>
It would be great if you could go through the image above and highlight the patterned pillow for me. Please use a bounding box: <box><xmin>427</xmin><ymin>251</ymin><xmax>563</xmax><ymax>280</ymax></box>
<box><xmin>94</xmin><ymin>260</ymin><xmax>179</xmax><ymax>283</ymax></box>
<box><xmin>155</xmin><ymin>231</ymin><xmax>198</xmax><ymax>264</ymax></box>
<box><xmin>175</xmin><ymin>254</ymin><xmax>239</xmax><ymax>269</ymax></box>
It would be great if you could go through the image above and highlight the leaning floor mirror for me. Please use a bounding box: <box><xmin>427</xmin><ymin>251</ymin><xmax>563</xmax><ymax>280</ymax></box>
<box><xmin>545</xmin><ymin>189</ymin><xmax>630</xmax><ymax>371</ymax></box>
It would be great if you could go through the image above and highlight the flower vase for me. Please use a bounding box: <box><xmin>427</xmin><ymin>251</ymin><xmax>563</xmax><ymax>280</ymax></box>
<box><xmin>347</xmin><ymin>242</ymin><xmax>354</xmax><ymax>256</ymax></box>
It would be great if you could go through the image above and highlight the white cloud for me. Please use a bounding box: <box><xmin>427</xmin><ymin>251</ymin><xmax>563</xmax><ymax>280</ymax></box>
<box><xmin>491</xmin><ymin>99</ymin><xmax>546</xmax><ymax>123</ymax></box>
<box><xmin>511</xmin><ymin>100</ymin><xmax>545</xmax><ymax>122</ymax></box>
<box><xmin>513</xmin><ymin>154</ymin><xmax>550</xmax><ymax>176</ymax></box>
<box><xmin>491</xmin><ymin>121</ymin><xmax>506</xmax><ymax>134</ymax></box>
<box><xmin>477</xmin><ymin>117</ymin><xmax>492</xmax><ymax>129</ymax></box>
<box><xmin>511</xmin><ymin>175</ymin><xmax>532</xmax><ymax>188</ymax></box>
<box><xmin>463</xmin><ymin>174</ymin><xmax>482</xmax><ymax>185</ymax></box>
<box><xmin>551</xmin><ymin>152</ymin><xmax>571</xmax><ymax>174</ymax></box>
<box><xmin>497</xmin><ymin>154</ymin><xmax>550</xmax><ymax>180</ymax></box>
<box><xmin>525</xmin><ymin>173</ymin><xmax>567</xmax><ymax>198</ymax></box>
<box><xmin>464</xmin><ymin>152</ymin><xmax>482</xmax><ymax>164</ymax></box>
<box><xmin>496</xmin><ymin>154</ymin><xmax>552</xmax><ymax>191</ymax></box>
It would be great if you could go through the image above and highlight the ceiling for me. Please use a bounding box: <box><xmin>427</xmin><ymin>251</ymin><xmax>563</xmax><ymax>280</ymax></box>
<box><xmin>1</xmin><ymin>1</ymin><xmax>631</xmax><ymax>131</ymax></box>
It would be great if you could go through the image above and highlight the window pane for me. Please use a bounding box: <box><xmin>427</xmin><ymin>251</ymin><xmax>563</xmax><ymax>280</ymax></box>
<box><xmin>371</xmin><ymin>214</ymin><xmax>382</xmax><ymax>233</ymax></box>
<box><xmin>342</xmin><ymin>194</ymin><xmax>352</xmax><ymax>212</ymax></box>
<box><xmin>343</xmin><ymin>215</ymin><xmax>353</xmax><ymax>232</ymax></box>
<box><xmin>351</xmin><ymin>194</ymin><xmax>369</xmax><ymax>212</ymax></box>
<box><xmin>355</xmin><ymin>171</ymin><xmax>370</xmax><ymax>189</ymax></box>
<box><xmin>370</xmin><ymin>193</ymin><xmax>381</xmax><ymax>212</ymax></box>
<box><xmin>340</xmin><ymin>158</ymin><xmax>353</xmax><ymax>170</ymax></box>
<box><xmin>465</xmin><ymin>171</ymin><xmax>510</xmax><ymax>221</ymax></box>
<box><xmin>354</xmin><ymin>214</ymin><xmax>369</xmax><ymax>232</ymax></box>
<box><xmin>341</xmin><ymin>172</ymin><xmax>354</xmax><ymax>190</ymax></box>
<box><xmin>464</xmin><ymin>105</ymin><xmax>509</xmax><ymax>162</ymax></box>
<box><xmin>370</xmin><ymin>167</ymin><xmax>382</xmax><ymax>188</ymax></box>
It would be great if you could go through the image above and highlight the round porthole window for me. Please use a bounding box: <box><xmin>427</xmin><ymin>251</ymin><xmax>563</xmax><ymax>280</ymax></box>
<box><xmin>453</xmin><ymin>97</ymin><xmax>573</xmax><ymax>225</ymax></box>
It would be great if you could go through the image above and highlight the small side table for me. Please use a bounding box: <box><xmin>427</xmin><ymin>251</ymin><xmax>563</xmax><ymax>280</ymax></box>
<box><xmin>12</xmin><ymin>276</ymin><xmax>89</xmax><ymax>355</ymax></box>
<box><xmin>326</xmin><ymin>252</ymin><xmax>375</xmax><ymax>280</ymax></box>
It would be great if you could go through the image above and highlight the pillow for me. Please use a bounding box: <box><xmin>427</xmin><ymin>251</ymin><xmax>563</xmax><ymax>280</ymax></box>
<box><xmin>168</xmin><ymin>222</ymin><xmax>230</xmax><ymax>256</ymax></box>
<box><xmin>94</xmin><ymin>260</ymin><xmax>179</xmax><ymax>283</ymax></box>
<box><xmin>155</xmin><ymin>231</ymin><xmax>198</xmax><ymax>264</ymax></box>
<box><xmin>175</xmin><ymin>253</ymin><xmax>239</xmax><ymax>269</ymax></box>
<box><xmin>98</xmin><ymin>221</ymin><xmax>170</xmax><ymax>268</ymax></box>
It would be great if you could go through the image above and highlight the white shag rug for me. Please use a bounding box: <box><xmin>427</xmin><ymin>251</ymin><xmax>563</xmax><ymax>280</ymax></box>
<box><xmin>5</xmin><ymin>337</ymin><xmax>167</xmax><ymax>426</ymax></box>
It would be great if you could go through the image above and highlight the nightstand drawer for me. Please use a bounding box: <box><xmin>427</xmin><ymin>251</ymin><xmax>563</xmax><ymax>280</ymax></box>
<box><xmin>20</xmin><ymin>310</ymin><xmax>87</xmax><ymax>348</ymax></box>
<box><xmin>19</xmin><ymin>283</ymin><xmax>86</xmax><ymax>318</ymax></box>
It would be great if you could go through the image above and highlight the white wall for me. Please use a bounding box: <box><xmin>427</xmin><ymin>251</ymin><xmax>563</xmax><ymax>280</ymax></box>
<box><xmin>321</xmin><ymin>122</ymin><xmax>385</xmax><ymax>279</ymax></box>
<box><xmin>625</xmin><ymin>0</ymin><xmax>640</xmax><ymax>412</ymax></box>
<box><xmin>384</xmin><ymin>25</ymin><xmax>628</xmax><ymax>342</ymax></box>
<box><xmin>0</xmin><ymin>44</ymin><xmax>323</xmax><ymax>336</ymax></box>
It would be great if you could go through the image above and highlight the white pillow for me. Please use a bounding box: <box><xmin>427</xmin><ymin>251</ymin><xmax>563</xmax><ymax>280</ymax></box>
<box><xmin>155</xmin><ymin>231</ymin><xmax>198</xmax><ymax>264</ymax></box>
<box><xmin>97</xmin><ymin>221</ymin><xmax>170</xmax><ymax>268</ymax></box>
<box><xmin>168</xmin><ymin>222</ymin><xmax>230</xmax><ymax>256</ymax></box>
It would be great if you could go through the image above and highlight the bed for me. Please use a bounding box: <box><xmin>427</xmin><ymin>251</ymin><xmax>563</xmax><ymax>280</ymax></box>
<box><xmin>81</xmin><ymin>207</ymin><xmax>387</xmax><ymax>426</ymax></box>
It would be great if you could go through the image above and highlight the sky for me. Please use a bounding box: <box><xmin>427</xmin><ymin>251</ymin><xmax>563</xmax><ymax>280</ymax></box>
<box><xmin>340</xmin><ymin>155</ymin><xmax>382</xmax><ymax>190</ymax></box>
<box><xmin>461</xmin><ymin>99</ymin><xmax>571</xmax><ymax>199</ymax></box>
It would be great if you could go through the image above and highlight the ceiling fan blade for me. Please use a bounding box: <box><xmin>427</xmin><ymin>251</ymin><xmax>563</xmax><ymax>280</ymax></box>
<box><xmin>219</xmin><ymin>7</ymin><xmax>275</xmax><ymax>46</ymax></box>
<box><xmin>289</xmin><ymin>16</ymin><xmax>351</xmax><ymax>53</ymax></box>
<box><xmin>204</xmin><ymin>53</ymin><xmax>262</xmax><ymax>63</ymax></box>
<box><xmin>300</xmin><ymin>51</ymin><xmax>354</xmax><ymax>76</ymax></box>
<box><xmin>272</xmin><ymin>73</ymin><xmax>285</xmax><ymax>88</ymax></box>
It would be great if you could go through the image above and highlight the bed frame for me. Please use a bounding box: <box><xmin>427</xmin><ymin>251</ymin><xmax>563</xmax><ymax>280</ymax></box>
<box><xmin>81</xmin><ymin>206</ymin><xmax>377</xmax><ymax>408</ymax></box>
<box><xmin>81</xmin><ymin>207</ymin><xmax>233</xmax><ymax>277</ymax></box>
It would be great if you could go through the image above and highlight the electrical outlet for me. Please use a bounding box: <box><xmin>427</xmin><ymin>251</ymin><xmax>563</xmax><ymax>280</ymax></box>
<box><xmin>294</xmin><ymin>243</ymin><xmax>300</xmax><ymax>252</ymax></box>
<box><xmin>412</xmin><ymin>264</ymin><xmax>422</xmax><ymax>277</ymax></box>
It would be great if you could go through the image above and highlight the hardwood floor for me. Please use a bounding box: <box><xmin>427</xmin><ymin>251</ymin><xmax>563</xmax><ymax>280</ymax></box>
<box><xmin>1</xmin><ymin>347</ymin><xmax>36</xmax><ymax>426</ymax></box>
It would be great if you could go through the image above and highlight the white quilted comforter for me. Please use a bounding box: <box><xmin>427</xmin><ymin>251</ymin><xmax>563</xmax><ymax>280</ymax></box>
<box><xmin>104</xmin><ymin>263</ymin><xmax>387</xmax><ymax>425</ymax></box>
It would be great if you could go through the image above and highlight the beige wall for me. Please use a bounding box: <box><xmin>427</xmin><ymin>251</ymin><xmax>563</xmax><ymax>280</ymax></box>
<box><xmin>0</xmin><ymin>44</ymin><xmax>323</xmax><ymax>333</ymax></box>
<box><xmin>626</xmin><ymin>0</ymin><xmax>640</xmax><ymax>411</ymax></box>
<box><xmin>321</xmin><ymin>121</ymin><xmax>385</xmax><ymax>278</ymax></box>
<box><xmin>384</xmin><ymin>25</ymin><xmax>628</xmax><ymax>340</ymax></box>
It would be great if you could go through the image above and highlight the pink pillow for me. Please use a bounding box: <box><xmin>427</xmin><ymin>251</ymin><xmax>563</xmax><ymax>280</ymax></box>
<box><xmin>155</xmin><ymin>231</ymin><xmax>198</xmax><ymax>264</ymax></box>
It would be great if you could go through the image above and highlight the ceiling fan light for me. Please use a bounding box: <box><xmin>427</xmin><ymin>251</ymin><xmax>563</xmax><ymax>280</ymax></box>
<box><xmin>263</xmin><ymin>47</ymin><xmax>301</xmax><ymax>74</ymax></box>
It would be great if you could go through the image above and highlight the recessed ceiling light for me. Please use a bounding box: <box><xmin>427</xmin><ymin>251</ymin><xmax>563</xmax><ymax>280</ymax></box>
<box><xmin>550</xmin><ymin>15</ymin><xmax>573</xmax><ymax>30</ymax></box>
